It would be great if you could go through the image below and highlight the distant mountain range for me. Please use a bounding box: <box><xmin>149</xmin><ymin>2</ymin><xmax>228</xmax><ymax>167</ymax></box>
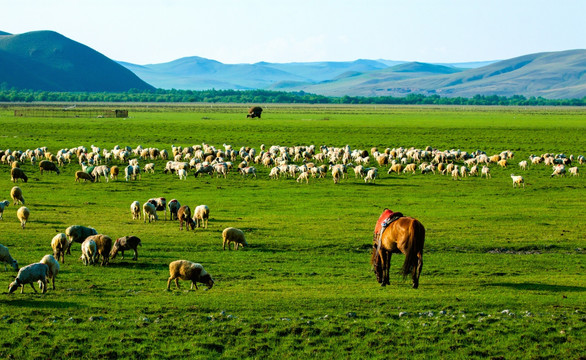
<box><xmin>0</xmin><ymin>30</ymin><xmax>153</xmax><ymax>92</ymax></box>
<box><xmin>0</xmin><ymin>30</ymin><xmax>584</xmax><ymax>99</ymax></box>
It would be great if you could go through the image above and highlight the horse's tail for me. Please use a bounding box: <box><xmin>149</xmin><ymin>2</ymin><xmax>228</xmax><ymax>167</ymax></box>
<box><xmin>401</xmin><ymin>219</ymin><xmax>425</xmax><ymax>279</ymax></box>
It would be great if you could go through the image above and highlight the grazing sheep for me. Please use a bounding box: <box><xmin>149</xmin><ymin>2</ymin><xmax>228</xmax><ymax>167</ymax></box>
<box><xmin>65</xmin><ymin>225</ymin><xmax>98</xmax><ymax>254</ymax></box>
<box><xmin>168</xmin><ymin>199</ymin><xmax>181</xmax><ymax>220</ymax></box>
<box><xmin>481</xmin><ymin>166</ymin><xmax>491</xmax><ymax>179</ymax></box>
<box><xmin>91</xmin><ymin>165</ymin><xmax>110</xmax><ymax>182</ymax></box>
<box><xmin>10</xmin><ymin>167</ymin><xmax>28</xmax><ymax>183</ymax></box>
<box><xmin>110</xmin><ymin>236</ymin><xmax>142</xmax><ymax>261</ymax></box>
<box><xmin>147</xmin><ymin>197</ymin><xmax>167</xmax><ymax>220</ymax></box>
<box><xmin>10</xmin><ymin>186</ymin><xmax>25</xmax><ymax>205</ymax></box>
<box><xmin>332</xmin><ymin>166</ymin><xmax>342</xmax><ymax>184</ymax></box>
<box><xmin>130</xmin><ymin>201</ymin><xmax>141</xmax><ymax>220</ymax></box>
<box><xmin>39</xmin><ymin>255</ymin><xmax>59</xmax><ymax>290</ymax></box>
<box><xmin>511</xmin><ymin>174</ymin><xmax>525</xmax><ymax>188</ymax></box>
<box><xmin>38</xmin><ymin>160</ymin><xmax>60</xmax><ymax>175</ymax></box>
<box><xmin>387</xmin><ymin>163</ymin><xmax>403</xmax><ymax>175</ymax></box>
<box><xmin>17</xmin><ymin>206</ymin><xmax>29</xmax><ymax>229</ymax></box>
<box><xmin>0</xmin><ymin>244</ymin><xmax>19</xmax><ymax>271</ymax></box>
<box><xmin>177</xmin><ymin>168</ymin><xmax>188</xmax><ymax>180</ymax></box>
<box><xmin>177</xmin><ymin>205</ymin><xmax>195</xmax><ymax>230</ymax></box>
<box><xmin>81</xmin><ymin>238</ymin><xmax>97</xmax><ymax>265</ymax></box>
<box><xmin>110</xmin><ymin>165</ymin><xmax>120</xmax><ymax>180</ymax></box>
<box><xmin>239</xmin><ymin>166</ymin><xmax>257</xmax><ymax>178</ymax></box>
<box><xmin>403</xmin><ymin>163</ymin><xmax>416</xmax><ymax>174</ymax></box>
<box><xmin>8</xmin><ymin>263</ymin><xmax>48</xmax><ymax>294</ymax></box>
<box><xmin>0</xmin><ymin>200</ymin><xmax>9</xmax><ymax>220</ymax></box>
<box><xmin>551</xmin><ymin>165</ymin><xmax>566</xmax><ymax>177</ymax></box>
<box><xmin>246</xmin><ymin>106</ymin><xmax>263</xmax><ymax>119</ymax></box>
<box><xmin>193</xmin><ymin>205</ymin><xmax>210</xmax><ymax>229</ymax></box>
<box><xmin>451</xmin><ymin>167</ymin><xmax>459</xmax><ymax>180</ymax></box>
<box><xmin>144</xmin><ymin>163</ymin><xmax>155</xmax><ymax>173</ymax></box>
<box><xmin>51</xmin><ymin>233</ymin><xmax>68</xmax><ymax>263</ymax></box>
<box><xmin>518</xmin><ymin>160</ymin><xmax>528</xmax><ymax>170</ymax></box>
<box><xmin>222</xmin><ymin>227</ymin><xmax>248</xmax><ymax>250</ymax></box>
<box><xmin>143</xmin><ymin>202</ymin><xmax>158</xmax><ymax>223</ymax></box>
<box><xmin>75</xmin><ymin>171</ymin><xmax>94</xmax><ymax>182</ymax></box>
<box><xmin>497</xmin><ymin>159</ymin><xmax>508</xmax><ymax>168</ymax></box>
<box><xmin>86</xmin><ymin>234</ymin><xmax>112</xmax><ymax>266</ymax></box>
<box><xmin>364</xmin><ymin>168</ymin><xmax>378</xmax><ymax>183</ymax></box>
<box><xmin>167</xmin><ymin>260</ymin><xmax>214</xmax><ymax>290</ymax></box>
<box><xmin>569</xmin><ymin>166</ymin><xmax>579</xmax><ymax>176</ymax></box>
<box><xmin>297</xmin><ymin>171</ymin><xmax>309</xmax><ymax>183</ymax></box>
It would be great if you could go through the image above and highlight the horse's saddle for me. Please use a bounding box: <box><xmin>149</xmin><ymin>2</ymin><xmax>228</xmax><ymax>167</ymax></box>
<box><xmin>374</xmin><ymin>208</ymin><xmax>404</xmax><ymax>237</ymax></box>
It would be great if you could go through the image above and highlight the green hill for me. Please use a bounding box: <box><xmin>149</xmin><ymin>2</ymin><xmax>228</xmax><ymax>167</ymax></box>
<box><xmin>0</xmin><ymin>30</ymin><xmax>154</xmax><ymax>91</ymax></box>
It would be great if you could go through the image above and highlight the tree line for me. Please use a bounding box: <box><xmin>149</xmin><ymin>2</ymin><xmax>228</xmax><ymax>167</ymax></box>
<box><xmin>0</xmin><ymin>88</ymin><xmax>584</xmax><ymax>106</ymax></box>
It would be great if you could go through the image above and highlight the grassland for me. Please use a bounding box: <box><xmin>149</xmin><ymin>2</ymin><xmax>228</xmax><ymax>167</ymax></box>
<box><xmin>0</xmin><ymin>104</ymin><xmax>584</xmax><ymax>359</ymax></box>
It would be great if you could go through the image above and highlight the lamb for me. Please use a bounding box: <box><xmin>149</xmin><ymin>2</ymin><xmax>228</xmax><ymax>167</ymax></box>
<box><xmin>222</xmin><ymin>227</ymin><xmax>248</xmax><ymax>250</ymax></box>
<box><xmin>0</xmin><ymin>244</ymin><xmax>19</xmax><ymax>271</ymax></box>
<box><xmin>51</xmin><ymin>233</ymin><xmax>68</xmax><ymax>263</ymax></box>
<box><xmin>10</xmin><ymin>167</ymin><xmax>28</xmax><ymax>182</ymax></box>
<box><xmin>144</xmin><ymin>163</ymin><xmax>155</xmax><ymax>173</ymax></box>
<box><xmin>167</xmin><ymin>260</ymin><xmax>214</xmax><ymax>290</ymax></box>
<box><xmin>85</xmin><ymin>234</ymin><xmax>112</xmax><ymax>266</ymax></box>
<box><xmin>177</xmin><ymin>205</ymin><xmax>195</xmax><ymax>230</ymax></box>
<box><xmin>168</xmin><ymin>199</ymin><xmax>181</xmax><ymax>220</ymax></box>
<box><xmin>110</xmin><ymin>165</ymin><xmax>120</xmax><ymax>180</ymax></box>
<box><xmin>130</xmin><ymin>201</ymin><xmax>141</xmax><ymax>220</ymax></box>
<box><xmin>518</xmin><ymin>160</ymin><xmax>528</xmax><ymax>170</ymax></box>
<box><xmin>143</xmin><ymin>202</ymin><xmax>159</xmax><ymax>223</ymax></box>
<box><xmin>81</xmin><ymin>238</ymin><xmax>97</xmax><ymax>265</ymax></box>
<box><xmin>8</xmin><ymin>263</ymin><xmax>48</xmax><ymax>294</ymax></box>
<box><xmin>569</xmin><ymin>166</ymin><xmax>579</xmax><ymax>176</ymax></box>
<box><xmin>17</xmin><ymin>206</ymin><xmax>29</xmax><ymax>229</ymax></box>
<box><xmin>39</xmin><ymin>255</ymin><xmax>59</xmax><ymax>290</ymax></box>
<box><xmin>38</xmin><ymin>159</ymin><xmax>60</xmax><ymax>175</ymax></box>
<box><xmin>193</xmin><ymin>205</ymin><xmax>210</xmax><ymax>229</ymax></box>
<box><xmin>0</xmin><ymin>200</ymin><xmax>9</xmax><ymax>220</ymax></box>
<box><xmin>75</xmin><ymin>171</ymin><xmax>94</xmax><ymax>182</ymax></box>
<box><xmin>10</xmin><ymin>186</ymin><xmax>25</xmax><ymax>205</ymax></box>
<box><xmin>65</xmin><ymin>225</ymin><xmax>98</xmax><ymax>254</ymax></box>
<box><xmin>110</xmin><ymin>236</ymin><xmax>142</xmax><ymax>261</ymax></box>
<box><xmin>511</xmin><ymin>174</ymin><xmax>525</xmax><ymax>188</ymax></box>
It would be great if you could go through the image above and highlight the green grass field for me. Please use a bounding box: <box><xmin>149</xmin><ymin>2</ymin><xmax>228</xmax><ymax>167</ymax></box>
<box><xmin>0</xmin><ymin>104</ymin><xmax>584</xmax><ymax>359</ymax></box>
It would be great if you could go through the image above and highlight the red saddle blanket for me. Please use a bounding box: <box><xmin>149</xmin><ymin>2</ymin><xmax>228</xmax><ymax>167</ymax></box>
<box><xmin>374</xmin><ymin>209</ymin><xmax>403</xmax><ymax>236</ymax></box>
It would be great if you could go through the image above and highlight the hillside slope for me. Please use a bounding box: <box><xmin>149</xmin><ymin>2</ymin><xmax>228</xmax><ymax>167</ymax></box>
<box><xmin>0</xmin><ymin>30</ymin><xmax>154</xmax><ymax>91</ymax></box>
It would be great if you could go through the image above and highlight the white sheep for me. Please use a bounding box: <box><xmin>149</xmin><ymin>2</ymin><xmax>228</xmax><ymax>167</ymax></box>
<box><xmin>481</xmin><ymin>166</ymin><xmax>491</xmax><ymax>179</ymax></box>
<box><xmin>193</xmin><ymin>205</ymin><xmax>210</xmax><ymax>229</ymax></box>
<box><xmin>364</xmin><ymin>168</ymin><xmax>378</xmax><ymax>183</ymax></box>
<box><xmin>569</xmin><ymin>167</ymin><xmax>579</xmax><ymax>176</ymax></box>
<box><xmin>10</xmin><ymin>186</ymin><xmax>25</xmax><ymax>205</ymax></box>
<box><xmin>0</xmin><ymin>200</ymin><xmax>9</xmax><ymax>220</ymax></box>
<box><xmin>17</xmin><ymin>206</ymin><xmax>29</xmax><ymax>229</ymax></box>
<box><xmin>551</xmin><ymin>165</ymin><xmax>566</xmax><ymax>177</ymax></box>
<box><xmin>144</xmin><ymin>163</ymin><xmax>155</xmax><ymax>173</ymax></box>
<box><xmin>297</xmin><ymin>171</ymin><xmax>309</xmax><ymax>183</ymax></box>
<box><xmin>81</xmin><ymin>238</ymin><xmax>97</xmax><ymax>265</ymax></box>
<box><xmin>8</xmin><ymin>263</ymin><xmax>49</xmax><ymax>294</ymax></box>
<box><xmin>518</xmin><ymin>160</ymin><xmax>528</xmax><ymax>170</ymax></box>
<box><xmin>51</xmin><ymin>233</ymin><xmax>69</xmax><ymax>263</ymax></box>
<box><xmin>167</xmin><ymin>260</ymin><xmax>214</xmax><ymax>291</ymax></box>
<box><xmin>177</xmin><ymin>168</ymin><xmax>188</xmax><ymax>180</ymax></box>
<box><xmin>511</xmin><ymin>174</ymin><xmax>525</xmax><ymax>188</ymax></box>
<box><xmin>222</xmin><ymin>227</ymin><xmax>248</xmax><ymax>250</ymax></box>
<box><xmin>143</xmin><ymin>202</ymin><xmax>158</xmax><ymax>223</ymax></box>
<box><xmin>130</xmin><ymin>201</ymin><xmax>141</xmax><ymax>220</ymax></box>
<box><xmin>332</xmin><ymin>166</ymin><xmax>342</xmax><ymax>184</ymax></box>
<box><xmin>0</xmin><ymin>244</ymin><xmax>19</xmax><ymax>271</ymax></box>
<box><xmin>39</xmin><ymin>255</ymin><xmax>59</xmax><ymax>290</ymax></box>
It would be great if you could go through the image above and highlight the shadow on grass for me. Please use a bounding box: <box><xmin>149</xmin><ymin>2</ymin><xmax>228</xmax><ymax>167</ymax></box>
<box><xmin>483</xmin><ymin>282</ymin><xmax>586</xmax><ymax>292</ymax></box>
<box><xmin>0</xmin><ymin>299</ymin><xmax>84</xmax><ymax>308</ymax></box>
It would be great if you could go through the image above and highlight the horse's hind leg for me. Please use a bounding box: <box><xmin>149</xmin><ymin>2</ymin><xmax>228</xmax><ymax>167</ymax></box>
<box><xmin>383</xmin><ymin>251</ymin><xmax>392</xmax><ymax>286</ymax></box>
<box><xmin>412</xmin><ymin>252</ymin><xmax>423</xmax><ymax>289</ymax></box>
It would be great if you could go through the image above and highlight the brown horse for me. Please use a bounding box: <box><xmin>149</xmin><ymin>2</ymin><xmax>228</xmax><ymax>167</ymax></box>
<box><xmin>371</xmin><ymin>216</ymin><xmax>425</xmax><ymax>288</ymax></box>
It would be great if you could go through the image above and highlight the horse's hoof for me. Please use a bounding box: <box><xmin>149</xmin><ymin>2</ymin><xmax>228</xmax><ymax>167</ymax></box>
<box><xmin>380</xmin><ymin>283</ymin><xmax>386</xmax><ymax>287</ymax></box>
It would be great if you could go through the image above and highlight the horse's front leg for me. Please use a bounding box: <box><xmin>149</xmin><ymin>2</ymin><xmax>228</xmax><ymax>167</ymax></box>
<box><xmin>385</xmin><ymin>252</ymin><xmax>392</xmax><ymax>286</ymax></box>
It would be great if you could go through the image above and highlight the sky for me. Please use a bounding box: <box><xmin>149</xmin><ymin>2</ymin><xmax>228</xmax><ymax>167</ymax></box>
<box><xmin>1</xmin><ymin>0</ymin><xmax>585</xmax><ymax>65</ymax></box>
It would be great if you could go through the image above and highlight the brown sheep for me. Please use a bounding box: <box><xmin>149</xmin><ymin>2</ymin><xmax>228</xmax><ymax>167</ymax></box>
<box><xmin>222</xmin><ymin>227</ymin><xmax>248</xmax><ymax>250</ymax></box>
<box><xmin>10</xmin><ymin>167</ymin><xmax>28</xmax><ymax>183</ymax></box>
<box><xmin>85</xmin><ymin>234</ymin><xmax>112</xmax><ymax>266</ymax></box>
<box><xmin>75</xmin><ymin>171</ymin><xmax>94</xmax><ymax>182</ymax></box>
<box><xmin>110</xmin><ymin>166</ymin><xmax>120</xmax><ymax>180</ymax></box>
<box><xmin>39</xmin><ymin>160</ymin><xmax>60</xmax><ymax>175</ymax></box>
<box><xmin>177</xmin><ymin>205</ymin><xmax>195</xmax><ymax>230</ymax></box>
<box><xmin>110</xmin><ymin>236</ymin><xmax>142</xmax><ymax>261</ymax></box>
<box><xmin>246</xmin><ymin>106</ymin><xmax>263</xmax><ymax>118</ymax></box>
<box><xmin>167</xmin><ymin>260</ymin><xmax>214</xmax><ymax>291</ymax></box>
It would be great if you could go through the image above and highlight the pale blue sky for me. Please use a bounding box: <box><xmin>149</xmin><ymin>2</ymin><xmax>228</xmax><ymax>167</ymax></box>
<box><xmin>2</xmin><ymin>0</ymin><xmax>584</xmax><ymax>64</ymax></box>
